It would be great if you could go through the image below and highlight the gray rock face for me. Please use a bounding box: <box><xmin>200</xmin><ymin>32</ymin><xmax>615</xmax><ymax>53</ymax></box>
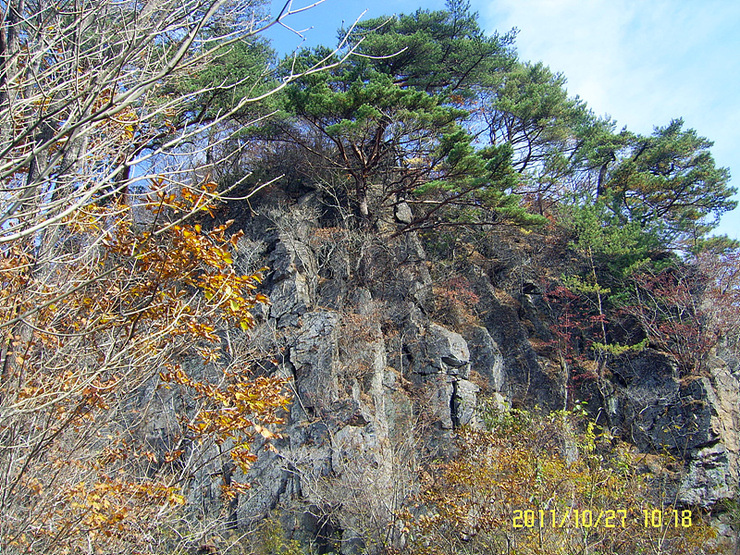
<box><xmin>292</xmin><ymin>310</ymin><xmax>341</xmax><ymax>413</ymax></box>
<box><xmin>423</xmin><ymin>374</ymin><xmax>456</xmax><ymax>430</ymax></box>
<box><xmin>395</xmin><ymin>201</ymin><xmax>413</xmax><ymax>224</ymax></box>
<box><xmin>268</xmin><ymin>233</ymin><xmax>316</xmax><ymax>282</ymax></box>
<box><xmin>602</xmin><ymin>350</ymin><xmax>740</xmax><ymax>508</ymax></box>
<box><xmin>266</xmin><ymin>232</ymin><xmax>317</xmax><ymax>327</ymax></box>
<box><xmin>230</xmin><ymin>225</ymin><xmax>414</xmax><ymax>551</ymax></box>
<box><xmin>405</xmin><ymin>309</ymin><xmax>470</xmax><ymax>377</ymax></box>
<box><xmin>270</xmin><ymin>272</ymin><xmax>311</xmax><ymax>327</ymax></box>
<box><xmin>678</xmin><ymin>443</ymin><xmax>733</xmax><ymax>507</ymax></box>
<box><xmin>383</xmin><ymin>367</ymin><xmax>414</xmax><ymax>440</ymax></box>
<box><xmin>705</xmin><ymin>358</ymin><xmax>740</xmax><ymax>484</ymax></box>
<box><xmin>452</xmin><ymin>379</ymin><xmax>480</xmax><ymax>427</ymax></box>
<box><xmin>466</xmin><ymin>277</ymin><xmax>564</xmax><ymax>410</ymax></box>
<box><xmin>464</xmin><ymin>326</ymin><xmax>505</xmax><ymax>392</ymax></box>
<box><xmin>139</xmin><ymin>202</ymin><xmax>740</xmax><ymax>552</ymax></box>
<box><xmin>622</xmin><ymin>378</ymin><xmax>710</xmax><ymax>454</ymax></box>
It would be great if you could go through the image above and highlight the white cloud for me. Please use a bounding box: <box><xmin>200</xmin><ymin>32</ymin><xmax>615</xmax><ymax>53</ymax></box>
<box><xmin>481</xmin><ymin>0</ymin><xmax>740</xmax><ymax>238</ymax></box>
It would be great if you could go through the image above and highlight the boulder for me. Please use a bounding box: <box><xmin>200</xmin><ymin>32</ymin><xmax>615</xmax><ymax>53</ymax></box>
<box><xmin>464</xmin><ymin>326</ymin><xmax>505</xmax><ymax>391</ymax></box>
<box><xmin>292</xmin><ymin>311</ymin><xmax>341</xmax><ymax>413</ymax></box>
<box><xmin>405</xmin><ymin>309</ymin><xmax>470</xmax><ymax>377</ymax></box>
<box><xmin>678</xmin><ymin>443</ymin><xmax>733</xmax><ymax>507</ymax></box>
<box><xmin>395</xmin><ymin>201</ymin><xmax>413</xmax><ymax>224</ymax></box>
<box><xmin>452</xmin><ymin>379</ymin><xmax>480</xmax><ymax>427</ymax></box>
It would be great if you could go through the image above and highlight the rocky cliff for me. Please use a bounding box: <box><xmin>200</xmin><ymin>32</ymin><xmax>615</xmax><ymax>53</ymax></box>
<box><xmin>141</xmin><ymin>194</ymin><xmax>740</xmax><ymax>552</ymax></box>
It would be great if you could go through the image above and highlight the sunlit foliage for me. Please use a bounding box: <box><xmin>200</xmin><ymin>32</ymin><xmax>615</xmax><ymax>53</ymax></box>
<box><xmin>403</xmin><ymin>406</ymin><xmax>718</xmax><ymax>555</ymax></box>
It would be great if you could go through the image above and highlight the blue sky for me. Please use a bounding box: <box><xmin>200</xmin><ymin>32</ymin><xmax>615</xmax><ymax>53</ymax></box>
<box><xmin>265</xmin><ymin>0</ymin><xmax>740</xmax><ymax>240</ymax></box>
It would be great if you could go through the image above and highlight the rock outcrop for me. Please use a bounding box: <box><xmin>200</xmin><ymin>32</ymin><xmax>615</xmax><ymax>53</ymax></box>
<box><xmin>136</xmin><ymin>199</ymin><xmax>740</xmax><ymax>552</ymax></box>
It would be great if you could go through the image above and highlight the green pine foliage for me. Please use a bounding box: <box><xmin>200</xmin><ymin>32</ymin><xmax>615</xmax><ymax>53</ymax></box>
<box><xmin>343</xmin><ymin>0</ymin><xmax>517</xmax><ymax>95</ymax></box>
<box><xmin>199</xmin><ymin>0</ymin><xmax>736</xmax><ymax>380</ymax></box>
<box><xmin>602</xmin><ymin>119</ymin><xmax>736</xmax><ymax>248</ymax></box>
<box><xmin>275</xmin><ymin>3</ymin><xmax>541</xmax><ymax>229</ymax></box>
<box><xmin>566</xmin><ymin>201</ymin><xmax>660</xmax><ymax>279</ymax></box>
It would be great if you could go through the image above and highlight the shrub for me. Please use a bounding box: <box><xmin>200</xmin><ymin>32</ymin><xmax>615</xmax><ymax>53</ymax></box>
<box><xmin>401</xmin><ymin>406</ymin><xmax>718</xmax><ymax>555</ymax></box>
<box><xmin>431</xmin><ymin>276</ymin><xmax>481</xmax><ymax>329</ymax></box>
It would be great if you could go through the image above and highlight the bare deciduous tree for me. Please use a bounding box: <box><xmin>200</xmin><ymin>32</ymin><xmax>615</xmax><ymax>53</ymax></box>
<box><xmin>0</xmin><ymin>0</ymin><xmax>354</xmax><ymax>552</ymax></box>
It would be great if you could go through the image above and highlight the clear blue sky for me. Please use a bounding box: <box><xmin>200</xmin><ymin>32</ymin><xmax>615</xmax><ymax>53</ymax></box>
<box><xmin>265</xmin><ymin>0</ymin><xmax>740</xmax><ymax>241</ymax></box>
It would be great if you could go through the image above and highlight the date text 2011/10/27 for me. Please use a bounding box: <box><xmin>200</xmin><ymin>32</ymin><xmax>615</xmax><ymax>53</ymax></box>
<box><xmin>512</xmin><ymin>509</ymin><xmax>693</xmax><ymax>529</ymax></box>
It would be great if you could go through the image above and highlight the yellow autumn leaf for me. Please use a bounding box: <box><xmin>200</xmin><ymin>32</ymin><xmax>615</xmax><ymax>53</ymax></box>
<box><xmin>167</xmin><ymin>492</ymin><xmax>187</xmax><ymax>505</ymax></box>
<box><xmin>254</xmin><ymin>424</ymin><xmax>275</xmax><ymax>439</ymax></box>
